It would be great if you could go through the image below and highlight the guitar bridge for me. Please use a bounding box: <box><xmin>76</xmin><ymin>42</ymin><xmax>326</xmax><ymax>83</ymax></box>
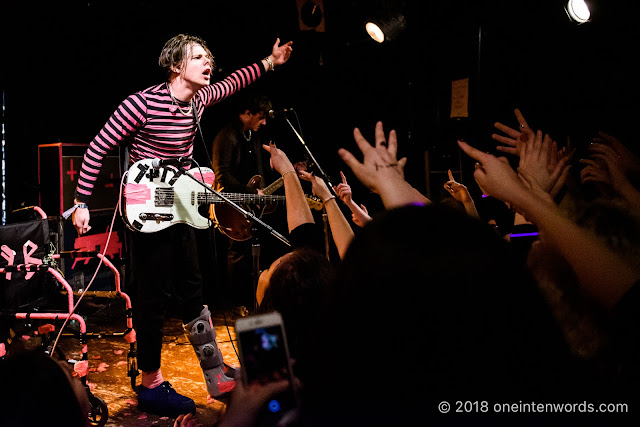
<box><xmin>139</xmin><ymin>213</ymin><xmax>174</xmax><ymax>223</ymax></box>
<box><xmin>155</xmin><ymin>188</ymin><xmax>174</xmax><ymax>207</ymax></box>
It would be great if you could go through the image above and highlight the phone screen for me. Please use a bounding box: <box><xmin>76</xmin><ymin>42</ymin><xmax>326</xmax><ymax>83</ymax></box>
<box><xmin>240</xmin><ymin>325</ymin><xmax>290</xmax><ymax>385</ymax></box>
<box><xmin>238</xmin><ymin>323</ymin><xmax>297</xmax><ymax>422</ymax></box>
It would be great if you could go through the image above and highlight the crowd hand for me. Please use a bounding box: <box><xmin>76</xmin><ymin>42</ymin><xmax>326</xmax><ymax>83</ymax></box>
<box><xmin>593</xmin><ymin>131</ymin><xmax>640</xmax><ymax>175</ymax></box>
<box><xmin>338</xmin><ymin>121</ymin><xmax>407</xmax><ymax>195</ymax></box>
<box><xmin>218</xmin><ymin>369</ymin><xmax>291</xmax><ymax>427</ymax></box>
<box><xmin>517</xmin><ymin>128</ymin><xmax>572</xmax><ymax>198</ymax></box>
<box><xmin>263</xmin><ymin>141</ymin><xmax>295</xmax><ymax>175</ymax></box>
<box><xmin>350</xmin><ymin>203</ymin><xmax>370</xmax><ymax>227</ymax></box>
<box><xmin>334</xmin><ymin>171</ymin><xmax>372</xmax><ymax>227</ymax></box>
<box><xmin>298</xmin><ymin>169</ymin><xmax>332</xmax><ymax>201</ymax></box>
<box><xmin>580</xmin><ymin>142</ymin><xmax>628</xmax><ymax>191</ymax></box>
<box><xmin>292</xmin><ymin>160</ymin><xmax>309</xmax><ymax>173</ymax></box>
<box><xmin>173</xmin><ymin>413</ymin><xmax>201</xmax><ymax>427</ymax></box>
<box><xmin>491</xmin><ymin>108</ymin><xmax>530</xmax><ymax>156</ymax></box>
<box><xmin>268</xmin><ymin>38</ymin><xmax>293</xmax><ymax>66</ymax></box>
<box><xmin>457</xmin><ymin>140</ymin><xmax>552</xmax><ymax>215</ymax></box>
<box><xmin>443</xmin><ymin>169</ymin><xmax>473</xmax><ymax>203</ymax></box>
<box><xmin>72</xmin><ymin>208</ymin><xmax>91</xmax><ymax>236</ymax></box>
<box><xmin>334</xmin><ymin>171</ymin><xmax>354</xmax><ymax>205</ymax></box>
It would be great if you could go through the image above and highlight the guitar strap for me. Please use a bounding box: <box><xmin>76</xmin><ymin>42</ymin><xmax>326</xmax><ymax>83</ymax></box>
<box><xmin>191</xmin><ymin>99</ymin><xmax>216</xmax><ymax>171</ymax></box>
<box><xmin>254</xmin><ymin>138</ymin><xmax>265</xmax><ymax>186</ymax></box>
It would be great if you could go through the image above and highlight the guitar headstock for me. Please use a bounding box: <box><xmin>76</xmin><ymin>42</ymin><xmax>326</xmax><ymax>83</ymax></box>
<box><xmin>306</xmin><ymin>195</ymin><xmax>324</xmax><ymax>211</ymax></box>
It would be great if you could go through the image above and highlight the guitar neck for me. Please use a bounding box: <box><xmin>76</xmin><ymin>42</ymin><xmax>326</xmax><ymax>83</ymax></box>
<box><xmin>262</xmin><ymin>176</ymin><xmax>284</xmax><ymax>196</ymax></box>
<box><xmin>199</xmin><ymin>192</ymin><xmax>286</xmax><ymax>205</ymax></box>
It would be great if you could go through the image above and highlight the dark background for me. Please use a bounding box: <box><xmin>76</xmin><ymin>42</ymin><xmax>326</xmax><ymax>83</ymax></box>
<box><xmin>1</xmin><ymin>0</ymin><xmax>638</xmax><ymax>217</ymax></box>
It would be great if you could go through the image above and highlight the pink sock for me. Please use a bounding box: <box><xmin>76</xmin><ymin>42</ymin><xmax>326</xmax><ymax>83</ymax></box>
<box><xmin>141</xmin><ymin>369</ymin><xmax>164</xmax><ymax>389</ymax></box>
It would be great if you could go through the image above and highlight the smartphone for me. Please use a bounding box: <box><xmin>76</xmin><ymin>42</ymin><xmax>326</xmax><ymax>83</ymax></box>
<box><xmin>235</xmin><ymin>311</ymin><xmax>299</xmax><ymax>424</ymax></box>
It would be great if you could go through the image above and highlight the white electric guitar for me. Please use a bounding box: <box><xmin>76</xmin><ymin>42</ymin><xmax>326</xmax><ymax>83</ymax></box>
<box><xmin>122</xmin><ymin>159</ymin><xmax>321</xmax><ymax>233</ymax></box>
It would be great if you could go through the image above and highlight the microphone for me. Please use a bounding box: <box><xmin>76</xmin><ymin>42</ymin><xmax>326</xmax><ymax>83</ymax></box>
<box><xmin>268</xmin><ymin>108</ymin><xmax>294</xmax><ymax>119</ymax></box>
<box><xmin>151</xmin><ymin>157</ymin><xmax>193</xmax><ymax>169</ymax></box>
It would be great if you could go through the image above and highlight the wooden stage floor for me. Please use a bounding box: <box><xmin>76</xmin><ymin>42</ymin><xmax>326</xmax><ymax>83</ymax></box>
<box><xmin>13</xmin><ymin>296</ymin><xmax>244</xmax><ymax>427</ymax></box>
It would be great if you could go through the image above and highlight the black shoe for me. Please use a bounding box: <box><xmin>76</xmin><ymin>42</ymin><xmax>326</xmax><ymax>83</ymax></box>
<box><xmin>137</xmin><ymin>381</ymin><xmax>195</xmax><ymax>417</ymax></box>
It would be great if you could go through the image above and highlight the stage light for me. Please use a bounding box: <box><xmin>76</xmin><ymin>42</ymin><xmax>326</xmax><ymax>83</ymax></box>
<box><xmin>366</xmin><ymin>22</ymin><xmax>385</xmax><ymax>43</ymax></box>
<box><xmin>365</xmin><ymin>13</ymin><xmax>406</xmax><ymax>43</ymax></box>
<box><xmin>565</xmin><ymin>0</ymin><xmax>591</xmax><ymax>24</ymax></box>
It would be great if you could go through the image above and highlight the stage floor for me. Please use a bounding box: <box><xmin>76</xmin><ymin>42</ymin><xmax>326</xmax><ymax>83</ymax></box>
<box><xmin>14</xmin><ymin>296</ymin><xmax>244</xmax><ymax>427</ymax></box>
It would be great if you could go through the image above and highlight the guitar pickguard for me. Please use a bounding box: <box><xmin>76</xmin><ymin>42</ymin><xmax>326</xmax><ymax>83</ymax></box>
<box><xmin>122</xmin><ymin>159</ymin><xmax>215</xmax><ymax>233</ymax></box>
<box><xmin>123</xmin><ymin>160</ymin><xmax>322</xmax><ymax>234</ymax></box>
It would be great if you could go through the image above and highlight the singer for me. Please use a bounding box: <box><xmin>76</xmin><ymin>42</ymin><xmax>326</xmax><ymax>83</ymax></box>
<box><xmin>69</xmin><ymin>33</ymin><xmax>292</xmax><ymax>418</ymax></box>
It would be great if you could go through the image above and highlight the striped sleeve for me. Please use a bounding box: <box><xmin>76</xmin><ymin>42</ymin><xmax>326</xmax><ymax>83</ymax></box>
<box><xmin>75</xmin><ymin>93</ymin><xmax>147</xmax><ymax>203</ymax></box>
<box><xmin>198</xmin><ymin>62</ymin><xmax>264</xmax><ymax>108</ymax></box>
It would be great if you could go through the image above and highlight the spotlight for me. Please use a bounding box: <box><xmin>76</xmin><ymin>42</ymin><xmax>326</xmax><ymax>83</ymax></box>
<box><xmin>365</xmin><ymin>22</ymin><xmax>385</xmax><ymax>43</ymax></box>
<box><xmin>565</xmin><ymin>0</ymin><xmax>591</xmax><ymax>24</ymax></box>
<box><xmin>365</xmin><ymin>13</ymin><xmax>406</xmax><ymax>43</ymax></box>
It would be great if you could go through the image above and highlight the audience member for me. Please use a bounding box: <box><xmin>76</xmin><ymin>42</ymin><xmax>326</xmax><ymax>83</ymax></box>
<box><xmin>216</xmin><ymin>141</ymin><xmax>354</xmax><ymax>426</ymax></box>
<box><xmin>192</xmin><ymin>115</ymin><xmax>640</xmax><ymax>426</ymax></box>
<box><xmin>458</xmin><ymin>137</ymin><xmax>640</xmax><ymax>410</ymax></box>
<box><xmin>297</xmin><ymin>122</ymin><xmax>586</xmax><ymax>425</ymax></box>
<box><xmin>0</xmin><ymin>350</ymin><xmax>91</xmax><ymax>427</ymax></box>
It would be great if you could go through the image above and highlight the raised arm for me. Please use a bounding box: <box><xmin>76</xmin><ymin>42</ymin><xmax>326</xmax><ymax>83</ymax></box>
<box><xmin>262</xmin><ymin>142</ymin><xmax>313</xmax><ymax>232</ymax></box>
<box><xmin>458</xmin><ymin>139</ymin><xmax>639</xmax><ymax>310</ymax></box>
<box><xmin>299</xmin><ymin>171</ymin><xmax>355</xmax><ymax>259</ymax></box>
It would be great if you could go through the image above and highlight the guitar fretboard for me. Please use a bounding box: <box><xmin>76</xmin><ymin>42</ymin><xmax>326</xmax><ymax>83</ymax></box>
<box><xmin>198</xmin><ymin>192</ymin><xmax>286</xmax><ymax>205</ymax></box>
<box><xmin>153</xmin><ymin>188</ymin><xmax>286</xmax><ymax>206</ymax></box>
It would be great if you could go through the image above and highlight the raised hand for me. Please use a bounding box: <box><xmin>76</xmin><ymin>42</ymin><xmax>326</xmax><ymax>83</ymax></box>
<box><xmin>592</xmin><ymin>131</ymin><xmax>640</xmax><ymax>175</ymax></box>
<box><xmin>580</xmin><ymin>142</ymin><xmax>628</xmax><ymax>191</ymax></box>
<box><xmin>491</xmin><ymin>108</ymin><xmax>530</xmax><ymax>156</ymax></box>
<box><xmin>338</xmin><ymin>121</ymin><xmax>406</xmax><ymax>195</ymax></box>
<box><xmin>338</xmin><ymin>121</ymin><xmax>426</xmax><ymax>209</ymax></box>
<box><xmin>443</xmin><ymin>169</ymin><xmax>473</xmax><ymax>204</ymax></box>
<box><xmin>457</xmin><ymin>140</ymin><xmax>526</xmax><ymax>206</ymax></box>
<box><xmin>298</xmin><ymin>170</ymin><xmax>332</xmax><ymax>202</ymax></box>
<box><xmin>334</xmin><ymin>171</ymin><xmax>372</xmax><ymax>227</ymax></box>
<box><xmin>444</xmin><ymin>169</ymin><xmax>480</xmax><ymax>218</ymax></box>
<box><xmin>333</xmin><ymin>171</ymin><xmax>354</xmax><ymax>205</ymax></box>
<box><xmin>517</xmin><ymin>128</ymin><xmax>572</xmax><ymax>198</ymax></box>
<box><xmin>263</xmin><ymin>141</ymin><xmax>295</xmax><ymax>175</ymax></box>
<box><xmin>269</xmin><ymin>38</ymin><xmax>293</xmax><ymax>66</ymax></box>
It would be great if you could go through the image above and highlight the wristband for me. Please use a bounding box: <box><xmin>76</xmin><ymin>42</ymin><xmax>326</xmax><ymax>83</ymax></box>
<box><xmin>62</xmin><ymin>202</ymin><xmax>88</xmax><ymax>220</ymax></box>
<box><xmin>322</xmin><ymin>195</ymin><xmax>336</xmax><ymax>208</ymax></box>
<box><xmin>282</xmin><ymin>170</ymin><xmax>297</xmax><ymax>178</ymax></box>
<box><xmin>264</xmin><ymin>56</ymin><xmax>274</xmax><ymax>71</ymax></box>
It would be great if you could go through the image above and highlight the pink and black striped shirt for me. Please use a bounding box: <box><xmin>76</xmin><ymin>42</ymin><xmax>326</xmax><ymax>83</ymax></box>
<box><xmin>74</xmin><ymin>62</ymin><xmax>264</xmax><ymax>203</ymax></box>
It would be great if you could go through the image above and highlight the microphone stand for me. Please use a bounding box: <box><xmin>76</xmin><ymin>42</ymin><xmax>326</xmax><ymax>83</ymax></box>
<box><xmin>281</xmin><ymin>115</ymin><xmax>334</xmax><ymax>261</ymax></box>
<box><xmin>282</xmin><ymin>115</ymin><xmax>336</xmax><ymax>194</ymax></box>
<box><xmin>177</xmin><ymin>165</ymin><xmax>290</xmax><ymax>313</ymax></box>
<box><xmin>176</xmin><ymin>165</ymin><xmax>291</xmax><ymax>248</ymax></box>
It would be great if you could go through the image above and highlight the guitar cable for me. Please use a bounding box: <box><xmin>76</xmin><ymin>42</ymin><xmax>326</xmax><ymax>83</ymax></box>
<box><xmin>48</xmin><ymin>172</ymin><xmax>126</xmax><ymax>359</ymax></box>
<box><xmin>191</xmin><ymin>106</ymin><xmax>242</xmax><ymax>361</ymax></box>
